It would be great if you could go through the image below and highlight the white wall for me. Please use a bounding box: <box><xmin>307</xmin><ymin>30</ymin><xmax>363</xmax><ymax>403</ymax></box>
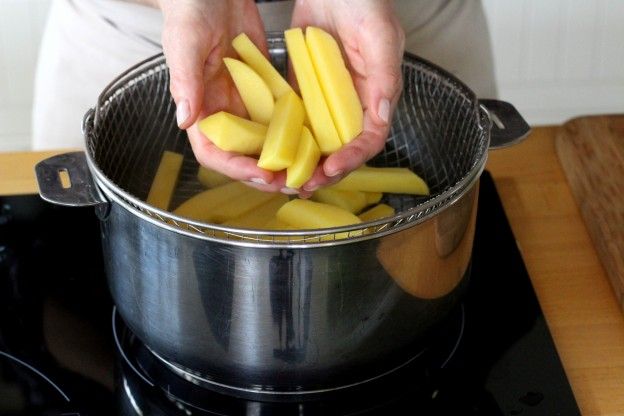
<box><xmin>483</xmin><ymin>0</ymin><xmax>624</xmax><ymax>125</ymax></box>
<box><xmin>0</xmin><ymin>0</ymin><xmax>50</xmax><ymax>152</ymax></box>
<box><xmin>0</xmin><ymin>1</ymin><xmax>623</xmax><ymax>152</ymax></box>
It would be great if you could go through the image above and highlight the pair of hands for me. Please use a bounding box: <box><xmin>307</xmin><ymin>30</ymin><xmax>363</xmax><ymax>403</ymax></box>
<box><xmin>159</xmin><ymin>0</ymin><xmax>405</xmax><ymax>196</ymax></box>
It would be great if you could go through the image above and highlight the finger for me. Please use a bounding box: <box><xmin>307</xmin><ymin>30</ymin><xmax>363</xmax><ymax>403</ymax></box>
<box><xmin>239</xmin><ymin>4</ymin><xmax>270</xmax><ymax>57</ymax></box>
<box><xmin>162</xmin><ymin>19</ymin><xmax>219</xmax><ymax>130</ymax></box>
<box><xmin>243</xmin><ymin>171</ymin><xmax>287</xmax><ymax>193</ymax></box>
<box><xmin>324</xmin><ymin>132</ymin><xmax>386</xmax><ymax>178</ymax></box>
<box><xmin>187</xmin><ymin>124</ymin><xmax>274</xmax><ymax>184</ymax></box>
<box><xmin>301</xmin><ymin>163</ymin><xmax>345</xmax><ymax>192</ymax></box>
<box><xmin>349</xmin><ymin>19</ymin><xmax>404</xmax><ymax>127</ymax></box>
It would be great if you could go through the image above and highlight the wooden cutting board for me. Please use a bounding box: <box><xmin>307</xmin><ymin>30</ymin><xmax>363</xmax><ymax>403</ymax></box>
<box><xmin>556</xmin><ymin>115</ymin><xmax>624</xmax><ymax>312</ymax></box>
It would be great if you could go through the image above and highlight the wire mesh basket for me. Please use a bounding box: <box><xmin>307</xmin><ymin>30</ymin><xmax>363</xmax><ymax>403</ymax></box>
<box><xmin>83</xmin><ymin>34</ymin><xmax>492</xmax><ymax>245</ymax></box>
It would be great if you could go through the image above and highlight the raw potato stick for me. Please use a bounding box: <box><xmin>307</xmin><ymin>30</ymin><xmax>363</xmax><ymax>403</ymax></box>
<box><xmin>358</xmin><ymin>204</ymin><xmax>396</xmax><ymax>222</ymax></box>
<box><xmin>257</xmin><ymin>91</ymin><xmax>305</xmax><ymax>171</ymax></box>
<box><xmin>284</xmin><ymin>28</ymin><xmax>342</xmax><ymax>155</ymax></box>
<box><xmin>277</xmin><ymin>199</ymin><xmax>362</xmax><ymax>230</ymax></box>
<box><xmin>172</xmin><ymin>181</ymin><xmax>249</xmax><ymax>222</ymax></box>
<box><xmin>332</xmin><ymin>167</ymin><xmax>430</xmax><ymax>195</ymax></box>
<box><xmin>232</xmin><ymin>32</ymin><xmax>294</xmax><ymax>99</ymax></box>
<box><xmin>198</xmin><ymin>111</ymin><xmax>267</xmax><ymax>155</ymax></box>
<box><xmin>311</xmin><ymin>188</ymin><xmax>368</xmax><ymax>214</ymax></box>
<box><xmin>286</xmin><ymin>126</ymin><xmax>321</xmax><ymax>188</ymax></box>
<box><xmin>197</xmin><ymin>167</ymin><xmax>232</xmax><ymax>188</ymax></box>
<box><xmin>146</xmin><ymin>151</ymin><xmax>184</xmax><ymax>210</ymax></box>
<box><xmin>222</xmin><ymin>194</ymin><xmax>289</xmax><ymax>229</ymax></box>
<box><xmin>208</xmin><ymin>188</ymin><xmax>277</xmax><ymax>223</ymax></box>
<box><xmin>306</xmin><ymin>26</ymin><xmax>363</xmax><ymax>144</ymax></box>
<box><xmin>223</xmin><ymin>57</ymin><xmax>274</xmax><ymax>124</ymax></box>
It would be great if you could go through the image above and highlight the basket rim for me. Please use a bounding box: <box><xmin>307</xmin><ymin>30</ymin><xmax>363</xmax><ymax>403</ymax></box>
<box><xmin>84</xmin><ymin>47</ymin><xmax>491</xmax><ymax>248</ymax></box>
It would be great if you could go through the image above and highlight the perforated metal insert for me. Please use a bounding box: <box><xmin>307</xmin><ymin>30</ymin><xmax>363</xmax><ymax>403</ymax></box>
<box><xmin>84</xmin><ymin>35</ymin><xmax>489</xmax><ymax>245</ymax></box>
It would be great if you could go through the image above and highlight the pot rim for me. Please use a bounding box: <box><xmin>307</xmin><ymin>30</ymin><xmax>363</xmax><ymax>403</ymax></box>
<box><xmin>84</xmin><ymin>47</ymin><xmax>492</xmax><ymax>248</ymax></box>
<box><xmin>88</xmin><ymin>153</ymin><xmax>485</xmax><ymax>249</ymax></box>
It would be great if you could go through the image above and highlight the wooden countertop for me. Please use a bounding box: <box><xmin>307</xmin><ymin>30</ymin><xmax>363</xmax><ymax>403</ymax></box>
<box><xmin>1</xmin><ymin>126</ymin><xmax>624</xmax><ymax>415</ymax></box>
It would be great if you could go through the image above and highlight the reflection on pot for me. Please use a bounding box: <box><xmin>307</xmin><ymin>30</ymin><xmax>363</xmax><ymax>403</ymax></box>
<box><xmin>378</xmin><ymin>185</ymin><xmax>478</xmax><ymax>299</ymax></box>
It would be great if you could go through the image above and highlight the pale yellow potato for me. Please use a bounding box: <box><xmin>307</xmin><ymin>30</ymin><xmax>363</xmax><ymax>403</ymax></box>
<box><xmin>172</xmin><ymin>181</ymin><xmax>249</xmax><ymax>222</ymax></box>
<box><xmin>232</xmin><ymin>33</ymin><xmax>293</xmax><ymax>99</ymax></box>
<box><xmin>265</xmin><ymin>218</ymin><xmax>302</xmax><ymax>243</ymax></box>
<box><xmin>358</xmin><ymin>203</ymin><xmax>396</xmax><ymax>222</ymax></box>
<box><xmin>197</xmin><ymin>167</ymin><xmax>232</xmax><ymax>188</ymax></box>
<box><xmin>332</xmin><ymin>167</ymin><xmax>430</xmax><ymax>195</ymax></box>
<box><xmin>264</xmin><ymin>217</ymin><xmax>294</xmax><ymax>231</ymax></box>
<box><xmin>311</xmin><ymin>188</ymin><xmax>368</xmax><ymax>214</ymax></box>
<box><xmin>277</xmin><ymin>199</ymin><xmax>362</xmax><ymax>230</ymax></box>
<box><xmin>284</xmin><ymin>28</ymin><xmax>342</xmax><ymax>155</ymax></box>
<box><xmin>286</xmin><ymin>126</ymin><xmax>321</xmax><ymax>188</ymax></box>
<box><xmin>223</xmin><ymin>58</ymin><xmax>274</xmax><ymax>124</ymax></box>
<box><xmin>257</xmin><ymin>91</ymin><xmax>305</xmax><ymax>171</ymax></box>
<box><xmin>198</xmin><ymin>111</ymin><xmax>266</xmax><ymax>155</ymax></box>
<box><xmin>364</xmin><ymin>192</ymin><xmax>383</xmax><ymax>205</ymax></box>
<box><xmin>146</xmin><ymin>151</ymin><xmax>184</xmax><ymax>210</ymax></box>
<box><xmin>208</xmin><ymin>187</ymin><xmax>276</xmax><ymax>223</ymax></box>
<box><xmin>222</xmin><ymin>194</ymin><xmax>289</xmax><ymax>229</ymax></box>
<box><xmin>306</xmin><ymin>27</ymin><xmax>363</xmax><ymax>144</ymax></box>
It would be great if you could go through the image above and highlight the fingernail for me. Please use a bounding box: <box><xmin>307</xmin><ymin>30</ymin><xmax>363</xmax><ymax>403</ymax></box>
<box><xmin>378</xmin><ymin>98</ymin><xmax>390</xmax><ymax>124</ymax></box>
<box><xmin>303</xmin><ymin>184</ymin><xmax>319</xmax><ymax>192</ymax></box>
<box><xmin>176</xmin><ymin>99</ymin><xmax>190</xmax><ymax>127</ymax></box>
<box><xmin>280</xmin><ymin>187</ymin><xmax>299</xmax><ymax>195</ymax></box>
<box><xmin>242</xmin><ymin>181</ymin><xmax>265</xmax><ymax>190</ymax></box>
<box><xmin>249</xmin><ymin>177</ymin><xmax>267</xmax><ymax>185</ymax></box>
<box><xmin>326</xmin><ymin>169</ymin><xmax>343</xmax><ymax>178</ymax></box>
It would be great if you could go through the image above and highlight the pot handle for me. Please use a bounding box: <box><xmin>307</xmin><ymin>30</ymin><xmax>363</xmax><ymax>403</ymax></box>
<box><xmin>35</xmin><ymin>152</ymin><xmax>109</xmax><ymax>212</ymax></box>
<box><xmin>479</xmin><ymin>99</ymin><xmax>531</xmax><ymax>149</ymax></box>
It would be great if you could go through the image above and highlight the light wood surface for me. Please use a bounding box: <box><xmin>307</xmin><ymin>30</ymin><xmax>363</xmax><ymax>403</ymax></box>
<box><xmin>1</xmin><ymin>122</ymin><xmax>624</xmax><ymax>415</ymax></box>
<box><xmin>0</xmin><ymin>149</ymin><xmax>76</xmax><ymax>195</ymax></box>
<box><xmin>555</xmin><ymin>115</ymin><xmax>624</xmax><ymax>314</ymax></box>
<box><xmin>486</xmin><ymin>123</ymin><xmax>624</xmax><ymax>416</ymax></box>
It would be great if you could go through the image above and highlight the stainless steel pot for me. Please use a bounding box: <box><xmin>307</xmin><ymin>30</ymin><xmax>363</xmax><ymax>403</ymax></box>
<box><xmin>35</xmin><ymin>34</ymin><xmax>530</xmax><ymax>398</ymax></box>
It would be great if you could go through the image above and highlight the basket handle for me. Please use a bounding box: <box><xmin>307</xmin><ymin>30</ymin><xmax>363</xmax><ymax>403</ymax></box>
<box><xmin>35</xmin><ymin>152</ymin><xmax>109</xmax><ymax>215</ymax></box>
<box><xmin>479</xmin><ymin>99</ymin><xmax>531</xmax><ymax>149</ymax></box>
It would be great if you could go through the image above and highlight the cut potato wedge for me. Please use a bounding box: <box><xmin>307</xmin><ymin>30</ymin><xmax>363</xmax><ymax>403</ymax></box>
<box><xmin>286</xmin><ymin>126</ymin><xmax>321</xmax><ymax>188</ymax></box>
<box><xmin>264</xmin><ymin>217</ymin><xmax>294</xmax><ymax>230</ymax></box>
<box><xmin>364</xmin><ymin>192</ymin><xmax>383</xmax><ymax>205</ymax></box>
<box><xmin>257</xmin><ymin>91</ymin><xmax>305</xmax><ymax>171</ymax></box>
<box><xmin>198</xmin><ymin>111</ymin><xmax>266</xmax><ymax>155</ymax></box>
<box><xmin>311</xmin><ymin>188</ymin><xmax>368</xmax><ymax>214</ymax></box>
<box><xmin>172</xmin><ymin>181</ymin><xmax>250</xmax><ymax>222</ymax></box>
<box><xmin>358</xmin><ymin>203</ymin><xmax>396</xmax><ymax>222</ymax></box>
<box><xmin>146</xmin><ymin>151</ymin><xmax>184</xmax><ymax>210</ymax></box>
<box><xmin>223</xmin><ymin>57</ymin><xmax>274</xmax><ymax>124</ymax></box>
<box><xmin>232</xmin><ymin>33</ymin><xmax>293</xmax><ymax>99</ymax></box>
<box><xmin>284</xmin><ymin>28</ymin><xmax>342</xmax><ymax>155</ymax></box>
<box><xmin>222</xmin><ymin>194</ymin><xmax>289</xmax><ymax>229</ymax></box>
<box><xmin>332</xmin><ymin>167</ymin><xmax>430</xmax><ymax>195</ymax></box>
<box><xmin>208</xmin><ymin>187</ymin><xmax>277</xmax><ymax>223</ymax></box>
<box><xmin>277</xmin><ymin>199</ymin><xmax>362</xmax><ymax>230</ymax></box>
<box><xmin>197</xmin><ymin>167</ymin><xmax>232</xmax><ymax>188</ymax></box>
<box><xmin>306</xmin><ymin>27</ymin><xmax>363</xmax><ymax>144</ymax></box>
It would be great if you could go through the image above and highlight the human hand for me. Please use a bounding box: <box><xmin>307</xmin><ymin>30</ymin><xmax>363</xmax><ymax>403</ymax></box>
<box><xmin>159</xmin><ymin>0</ymin><xmax>280</xmax><ymax>188</ymax></box>
<box><xmin>291</xmin><ymin>0</ymin><xmax>405</xmax><ymax>197</ymax></box>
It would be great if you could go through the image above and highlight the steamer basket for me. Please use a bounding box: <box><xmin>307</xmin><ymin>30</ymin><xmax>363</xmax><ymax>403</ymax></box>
<box><xmin>76</xmin><ymin>34</ymin><xmax>526</xmax><ymax>246</ymax></box>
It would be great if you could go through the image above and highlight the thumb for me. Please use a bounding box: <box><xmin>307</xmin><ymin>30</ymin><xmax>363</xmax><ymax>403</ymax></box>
<box><xmin>356</xmin><ymin>21</ymin><xmax>404</xmax><ymax>126</ymax></box>
<box><xmin>162</xmin><ymin>23</ymin><xmax>216</xmax><ymax>129</ymax></box>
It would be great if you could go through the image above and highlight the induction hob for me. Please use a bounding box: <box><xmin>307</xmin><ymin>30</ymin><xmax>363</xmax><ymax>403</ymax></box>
<box><xmin>0</xmin><ymin>172</ymin><xmax>580</xmax><ymax>415</ymax></box>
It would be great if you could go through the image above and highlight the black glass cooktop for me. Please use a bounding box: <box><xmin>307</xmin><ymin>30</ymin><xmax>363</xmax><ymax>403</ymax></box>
<box><xmin>0</xmin><ymin>172</ymin><xmax>580</xmax><ymax>415</ymax></box>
